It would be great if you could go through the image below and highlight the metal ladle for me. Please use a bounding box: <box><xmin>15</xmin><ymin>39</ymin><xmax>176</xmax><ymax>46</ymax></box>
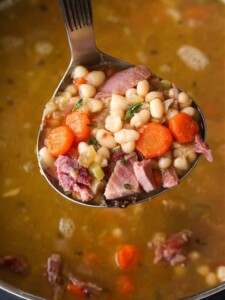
<box><xmin>37</xmin><ymin>0</ymin><xmax>206</xmax><ymax>208</ymax></box>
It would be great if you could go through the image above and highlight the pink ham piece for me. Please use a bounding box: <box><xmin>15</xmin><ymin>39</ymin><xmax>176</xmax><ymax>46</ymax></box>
<box><xmin>154</xmin><ymin>230</ymin><xmax>192</xmax><ymax>266</ymax></box>
<box><xmin>133</xmin><ymin>160</ymin><xmax>156</xmax><ymax>192</ymax></box>
<box><xmin>95</xmin><ymin>65</ymin><xmax>151</xmax><ymax>99</ymax></box>
<box><xmin>104</xmin><ymin>153</ymin><xmax>140</xmax><ymax>200</ymax></box>
<box><xmin>162</xmin><ymin>166</ymin><xmax>179</xmax><ymax>188</ymax></box>
<box><xmin>47</xmin><ymin>254</ymin><xmax>64</xmax><ymax>299</ymax></box>
<box><xmin>0</xmin><ymin>255</ymin><xmax>28</xmax><ymax>273</ymax></box>
<box><xmin>194</xmin><ymin>134</ymin><xmax>213</xmax><ymax>162</ymax></box>
<box><xmin>55</xmin><ymin>155</ymin><xmax>93</xmax><ymax>202</ymax></box>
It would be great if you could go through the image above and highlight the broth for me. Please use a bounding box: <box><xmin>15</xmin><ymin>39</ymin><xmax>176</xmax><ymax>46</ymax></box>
<box><xmin>0</xmin><ymin>0</ymin><xmax>224</xmax><ymax>299</ymax></box>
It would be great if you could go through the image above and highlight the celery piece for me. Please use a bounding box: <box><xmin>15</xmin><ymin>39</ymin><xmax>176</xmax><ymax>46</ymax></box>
<box><xmin>88</xmin><ymin>163</ymin><xmax>105</xmax><ymax>180</ymax></box>
<box><xmin>78</xmin><ymin>145</ymin><xmax>97</xmax><ymax>168</ymax></box>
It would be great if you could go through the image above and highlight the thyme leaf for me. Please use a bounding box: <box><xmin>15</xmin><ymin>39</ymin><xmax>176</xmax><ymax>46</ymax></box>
<box><xmin>72</xmin><ymin>98</ymin><xmax>83</xmax><ymax>111</ymax></box>
<box><xmin>88</xmin><ymin>137</ymin><xmax>100</xmax><ymax>147</ymax></box>
<box><xmin>124</xmin><ymin>183</ymin><xmax>134</xmax><ymax>190</ymax></box>
<box><xmin>125</xmin><ymin>102</ymin><xmax>143</xmax><ymax>120</ymax></box>
<box><xmin>121</xmin><ymin>157</ymin><xmax>127</xmax><ymax>165</ymax></box>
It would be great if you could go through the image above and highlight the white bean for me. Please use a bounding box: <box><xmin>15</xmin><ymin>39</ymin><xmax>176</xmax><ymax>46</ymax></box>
<box><xmin>197</xmin><ymin>265</ymin><xmax>210</xmax><ymax>276</ymax></box>
<box><xmin>39</xmin><ymin>147</ymin><xmax>55</xmax><ymax>169</ymax></box>
<box><xmin>179</xmin><ymin>98</ymin><xmax>193</xmax><ymax>109</ymax></box>
<box><xmin>101</xmin><ymin>158</ymin><xmax>108</xmax><ymax>168</ymax></box>
<box><xmin>86</xmin><ymin>71</ymin><xmax>106</xmax><ymax>87</ymax></box>
<box><xmin>110</xmin><ymin>94</ymin><xmax>128</xmax><ymax>111</ymax></box>
<box><xmin>65</xmin><ymin>84</ymin><xmax>77</xmax><ymax>96</ymax></box>
<box><xmin>97</xmin><ymin>147</ymin><xmax>110</xmax><ymax>159</ymax></box>
<box><xmin>110</xmin><ymin>108</ymin><xmax>125</xmax><ymax>119</ymax></box>
<box><xmin>105</xmin><ymin>115</ymin><xmax>123</xmax><ymax>133</ymax></box>
<box><xmin>168</xmin><ymin>88</ymin><xmax>175</xmax><ymax>98</ymax></box>
<box><xmin>158</xmin><ymin>157</ymin><xmax>172</xmax><ymax>169</ymax></box>
<box><xmin>72</xmin><ymin>65</ymin><xmax>88</xmax><ymax>79</ymax></box>
<box><xmin>87</xmin><ymin>98</ymin><xmax>104</xmax><ymax>113</ymax></box>
<box><xmin>178</xmin><ymin>92</ymin><xmax>189</xmax><ymax>104</ymax></box>
<box><xmin>217</xmin><ymin>266</ymin><xmax>225</xmax><ymax>282</ymax></box>
<box><xmin>181</xmin><ymin>107</ymin><xmax>196</xmax><ymax>117</ymax></box>
<box><xmin>95</xmin><ymin>154</ymin><xmax>103</xmax><ymax>164</ymax></box>
<box><xmin>206</xmin><ymin>272</ymin><xmax>217</xmax><ymax>286</ymax></box>
<box><xmin>126</xmin><ymin>94</ymin><xmax>144</xmax><ymax>105</ymax></box>
<box><xmin>145</xmin><ymin>91</ymin><xmax>164</xmax><ymax>102</ymax></box>
<box><xmin>121</xmin><ymin>141</ymin><xmax>136</xmax><ymax>153</ymax></box>
<box><xmin>125</xmin><ymin>88</ymin><xmax>137</xmax><ymax>98</ymax></box>
<box><xmin>130</xmin><ymin>109</ymin><xmax>150</xmax><ymax>128</ymax></box>
<box><xmin>90</xmin><ymin>179</ymin><xmax>105</xmax><ymax>194</ymax></box>
<box><xmin>114</xmin><ymin>129</ymin><xmax>140</xmax><ymax>144</ymax></box>
<box><xmin>79</xmin><ymin>84</ymin><xmax>96</xmax><ymax>98</ymax></box>
<box><xmin>96</xmin><ymin>129</ymin><xmax>117</xmax><ymax>149</ymax></box>
<box><xmin>78</xmin><ymin>142</ymin><xmax>89</xmax><ymax>154</ymax></box>
<box><xmin>174</xmin><ymin>157</ymin><xmax>189</xmax><ymax>170</ymax></box>
<box><xmin>187</xmin><ymin>151</ymin><xmax>197</xmax><ymax>163</ymax></box>
<box><xmin>137</xmin><ymin>80</ymin><xmax>150</xmax><ymax>97</ymax></box>
<box><xmin>166</xmin><ymin>108</ymin><xmax>179</xmax><ymax>120</ymax></box>
<box><xmin>150</xmin><ymin>98</ymin><xmax>164</xmax><ymax>118</ymax></box>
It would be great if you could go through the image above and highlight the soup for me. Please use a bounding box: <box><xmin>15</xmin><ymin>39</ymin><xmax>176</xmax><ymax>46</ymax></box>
<box><xmin>0</xmin><ymin>0</ymin><xmax>224</xmax><ymax>299</ymax></box>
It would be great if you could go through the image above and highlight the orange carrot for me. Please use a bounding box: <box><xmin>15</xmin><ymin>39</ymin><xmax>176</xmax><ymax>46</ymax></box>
<box><xmin>136</xmin><ymin>122</ymin><xmax>173</xmax><ymax>158</ymax></box>
<box><xmin>152</xmin><ymin>170</ymin><xmax>162</xmax><ymax>187</ymax></box>
<box><xmin>47</xmin><ymin>125</ymin><xmax>74</xmax><ymax>157</ymax></box>
<box><xmin>67</xmin><ymin>284</ymin><xmax>84</xmax><ymax>298</ymax></box>
<box><xmin>116</xmin><ymin>275</ymin><xmax>134</xmax><ymax>295</ymax></box>
<box><xmin>115</xmin><ymin>245</ymin><xmax>141</xmax><ymax>270</ymax></box>
<box><xmin>169</xmin><ymin>112</ymin><xmax>199</xmax><ymax>143</ymax></box>
<box><xmin>66</xmin><ymin>146</ymin><xmax>79</xmax><ymax>159</ymax></box>
<box><xmin>66</xmin><ymin>111</ymin><xmax>91</xmax><ymax>143</ymax></box>
<box><xmin>74</xmin><ymin>77</ymin><xmax>87</xmax><ymax>87</ymax></box>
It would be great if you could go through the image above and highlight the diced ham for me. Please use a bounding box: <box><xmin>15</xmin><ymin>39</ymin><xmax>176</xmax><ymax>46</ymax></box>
<box><xmin>95</xmin><ymin>66</ymin><xmax>151</xmax><ymax>99</ymax></box>
<box><xmin>104</xmin><ymin>153</ymin><xmax>140</xmax><ymax>200</ymax></box>
<box><xmin>133</xmin><ymin>160</ymin><xmax>156</xmax><ymax>192</ymax></box>
<box><xmin>194</xmin><ymin>134</ymin><xmax>213</xmax><ymax>162</ymax></box>
<box><xmin>0</xmin><ymin>255</ymin><xmax>28</xmax><ymax>273</ymax></box>
<box><xmin>154</xmin><ymin>230</ymin><xmax>192</xmax><ymax>266</ymax></box>
<box><xmin>162</xmin><ymin>166</ymin><xmax>179</xmax><ymax>188</ymax></box>
<box><xmin>67</xmin><ymin>273</ymin><xmax>102</xmax><ymax>297</ymax></box>
<box><xmin>55</xmin><ymin>155</ymin><xmax>93</xmax><ymax>202</ymax></box>
<box><xmin>47</xmin><ymin>254</ymin><xmax>64</xmax><ymax>299</ymax></box>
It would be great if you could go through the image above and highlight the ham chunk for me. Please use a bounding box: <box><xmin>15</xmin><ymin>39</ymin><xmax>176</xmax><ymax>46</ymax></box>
<box><xmin>47</xmin><ymin>254</ymin><xmax>64</xmax><ymax>299</ymax></box>
<box><xmin>194</xmin><ymin>134</ymin><xmax>213</xmax><ymax>162</ymax></box>
<box><xmin>154</xmin><ymin>230</ymin><xmax>192</xmax><ymax>266</ymax></box>
<box><xmin>162</xmin><ymin>166</ymin><xmax>179</xmax><ymax>188</ymax></box>
<box><xmin>55</xmin><ymin>155</ymin><xmax>93</xmax><ymax>202</ymax></box>
<box><xmin>0</xmin><ymin>255</ymin><xmax>28</xmax><ymax>273</ymax></box>
<box><xmin>67</xmin><ymin>273</ymin><xmax>102</xmax><ymax>297</ymax></box>
<box><xmin>133</xmin><ymin>160</ymin><xmax>156</xmax><ymax>192</ymax></box>
<box><xmin>95</xmin><ymin>65</ymin><xmax>151</xmax><ymax>99</ymax></box>
<box><xmin>104</xmin><ymin>153</ymin><xmax>140</xmax><ymax>200</ymax></box>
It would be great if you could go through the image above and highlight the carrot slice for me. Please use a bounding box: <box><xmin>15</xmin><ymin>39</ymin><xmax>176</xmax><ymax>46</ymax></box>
<box><xmin>67</xmin><ymin>284</ymin><xmax>84</xmax><ymax>297</ymax></box>
<box><xmin>136</xmin><ymin>122</ymin><xmax>173</xmax><ymax>158</ymax></box>
<box><xmin>116</xmin><ymin>275</ymin><xmax>134</xmax><ymax>295</ymax></box>
<box><xmin>74</xmin><ymin>77</ymin><xmax>87</xmax><ymax>87</ymax></box>
<box><xmin>46</xmin><ymin>125</ymin><xmax>74</xmax><ymax>157</ymax></box>
<box><xmin>66</xmin><ymin>111</ymin><xmax>91</xmax><ymax>143</ymax></box>
<box><xmin>115</xmin><ymin>245</ymin><xmax>141</xmax><ymax>270</ymax></box>
<box><xmin>169</xmin><ymin>112</ymin><xmax>199</xmax><ymax>143</ymax></box>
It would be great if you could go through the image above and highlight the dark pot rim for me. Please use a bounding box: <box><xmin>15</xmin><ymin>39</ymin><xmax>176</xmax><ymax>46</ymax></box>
<box><xmin>0</xmin><ymin>280</ymin><xmax>225</xmax><ymax>300</ymax></box>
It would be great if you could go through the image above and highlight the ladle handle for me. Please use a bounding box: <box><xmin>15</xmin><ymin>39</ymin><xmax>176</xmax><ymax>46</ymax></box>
<box><xmin>59</xmin><ymin>0</ymin><xmax>99</xmax><ymax>63</ymax></box>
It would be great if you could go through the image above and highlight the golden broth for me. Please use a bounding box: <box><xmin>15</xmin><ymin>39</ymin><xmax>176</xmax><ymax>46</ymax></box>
<box><xmin>0</xmin><ymin>0</ymin><xmax>224</xmax><ymax>299</ymax></box>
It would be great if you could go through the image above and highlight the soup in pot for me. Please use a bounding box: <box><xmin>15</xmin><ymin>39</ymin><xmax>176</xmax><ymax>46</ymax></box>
<box><xmin>0</xmin><ymin>0</ymin><xmax>224</xmax><ymax>299</ymax></box>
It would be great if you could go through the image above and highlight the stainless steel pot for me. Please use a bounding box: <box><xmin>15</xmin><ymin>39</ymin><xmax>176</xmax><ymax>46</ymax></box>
<box><xmin>1</xmin><ymin>279</ymin><xmax>225</xmax><ymax>300</ymax></box>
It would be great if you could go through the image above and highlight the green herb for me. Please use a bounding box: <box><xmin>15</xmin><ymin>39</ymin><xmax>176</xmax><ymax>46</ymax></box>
<box><xmin>88</xmin><ymin>137</ymin><xmax>100</xmax><ymax>147</ymax></box>
<box><xmin>87</xmin><ymin>123</ymin><xmax>96</xmax><ymax>128</ymax></box>
<box><xmin>125</xmin><ymin>102</ymin><xmax>143</xmax><ymax>120</ymax></box>
<box><xmin>72</xmin><ymin>98</ymin><xmax>83</xmax><ymax>111</ymax></box>
<box><xmin>124</xmin><ymin>184</ymin><xmax>133</xmax><ymax>190</ymax></box>
<box><xmin>121</xmin><ymin>157</ymin><xmax>127</xmax><ymax>165</ymax></box>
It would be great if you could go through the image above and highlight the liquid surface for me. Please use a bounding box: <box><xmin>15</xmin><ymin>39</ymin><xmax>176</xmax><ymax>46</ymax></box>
<box><xmin>0</xmin><ymin>0</ymin><xmax>225</xmax><ymax>299</ymax></box>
